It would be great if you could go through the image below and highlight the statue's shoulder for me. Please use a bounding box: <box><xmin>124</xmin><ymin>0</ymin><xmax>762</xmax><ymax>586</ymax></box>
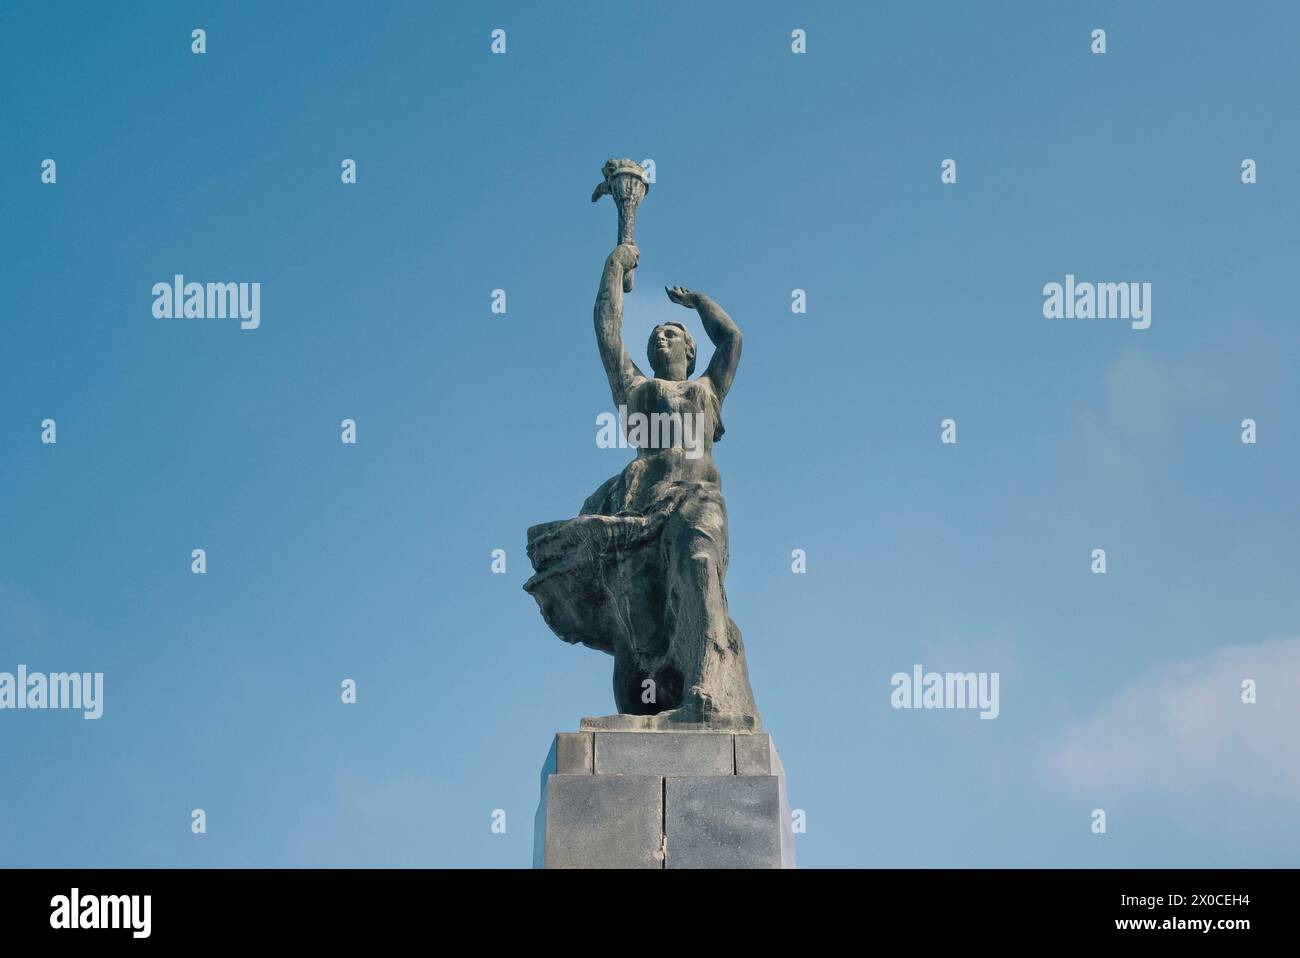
<box><xmin>688</xmin><ymin>373</ymin><xmax>723</xmax><ymax>402</ymax></box>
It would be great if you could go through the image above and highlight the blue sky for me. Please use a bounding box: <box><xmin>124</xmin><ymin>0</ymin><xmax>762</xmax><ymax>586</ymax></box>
<box><xmin>2</xmin><ymin>0</ymin><xmax>1297</xmax><ymax>867</ymax></box>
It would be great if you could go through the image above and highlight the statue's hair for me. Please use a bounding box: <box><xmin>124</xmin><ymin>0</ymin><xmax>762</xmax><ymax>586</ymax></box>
<box><xmin>648</xmin><ymin>321</ymin><xmax>696</xmax><ymax>377</ymax></box>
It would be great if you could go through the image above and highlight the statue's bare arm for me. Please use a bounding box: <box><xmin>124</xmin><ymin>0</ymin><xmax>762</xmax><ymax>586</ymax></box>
<box><xmin>666</xmin><ymin>286</ymin><xmax>742</xmax><ymax>400</ymax></box>
<box><xmin>595</xmin><ymin>244</ymin><xmax>646</xmax><ymax>405</ymax></box>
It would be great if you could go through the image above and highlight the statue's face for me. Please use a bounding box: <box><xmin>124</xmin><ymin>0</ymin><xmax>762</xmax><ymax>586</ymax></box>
<box><xmin>648</xmin><ymin>323</ymin><xmax>689</xmax><ymax>379</ymax></box>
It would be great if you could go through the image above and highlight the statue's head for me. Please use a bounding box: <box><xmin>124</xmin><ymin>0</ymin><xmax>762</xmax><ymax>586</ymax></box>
<box><xmin>647</xmin><ymin>321</ymin><xmax>696</xmax><ymax>380</ymax></box>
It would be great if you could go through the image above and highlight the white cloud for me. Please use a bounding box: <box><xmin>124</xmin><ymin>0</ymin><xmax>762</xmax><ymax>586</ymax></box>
<box><xmin>1079</xmin><ymin>349</ymin><xmax>1223</xmax><ymax>483</ymax></box>
<box><xmin>1043</xmin><ymin>637</ymin><xmax>1300</xmax><ymax>802</ymax></box>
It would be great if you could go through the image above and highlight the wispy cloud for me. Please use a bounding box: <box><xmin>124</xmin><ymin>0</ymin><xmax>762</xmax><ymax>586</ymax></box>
<box><xmin>1043</xmin><ymin>637</ymin><xmax>1300</xmax><ymax>801</ymax></box>
<box><xmin>1079</xmin><ymin>349</ymin><xmax>1222</xmax><ymax>478</ymax></box>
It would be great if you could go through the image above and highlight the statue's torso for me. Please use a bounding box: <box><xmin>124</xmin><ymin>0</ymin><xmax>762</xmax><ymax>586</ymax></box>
<box><xmin>602</xmin><ymin>376</ymin><xmax>724</xmax><ymax>514</ymax></box>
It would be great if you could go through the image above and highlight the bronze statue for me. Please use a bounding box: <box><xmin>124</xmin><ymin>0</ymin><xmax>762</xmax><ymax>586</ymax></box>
<box><xmin>524</xmin><ymin>159</ymin><xmax>761</xmax><ymax>731</ymax></box>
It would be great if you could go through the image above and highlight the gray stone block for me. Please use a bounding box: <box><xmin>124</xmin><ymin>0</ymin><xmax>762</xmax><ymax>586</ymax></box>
<box><xmin>579</xmin><ymin>712</ymin><xmax>760</xmax><ymax>732</ymax></box>
<box><xmin>541</xmin><ymin>774</ymin><xmax>665</xmax><ymax>869</ymax></box>
<box><xmin>555</xmin><ymin>731</ymin><xmax>593</xmax><ymax>774</ymax></box>
<box><xmin>665</xmin><ymin>775</ymin><xmax>792</xmax><ymax>869</ymax></box>
<box><xmin>533</xmin><ymin>737</ymin><xmax>560</xmax><ymax>867</ymax></box>
<box><xmin>535</xmin><ymin>728</ymin><xmax>795</xmax><ymax>868</ymax></box>
<box><xmin>594</xmin><ymin>731</ymin><xmax>734</xmax><ymax>776</ymax></box>
<box><xmin>734</xmin><ymin>733</ymin><xmax>775</xmax><ymax>775</ymax></box>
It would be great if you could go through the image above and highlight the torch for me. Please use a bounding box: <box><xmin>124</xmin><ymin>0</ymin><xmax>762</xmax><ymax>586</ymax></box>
<box><xmin>592</xmin><ymin>158</ymin><xmax>650</xmax><ymax>292</ymax></box>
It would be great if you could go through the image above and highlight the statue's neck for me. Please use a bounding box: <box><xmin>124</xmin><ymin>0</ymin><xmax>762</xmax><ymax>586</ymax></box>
<box><xmin>653</xmin><ymin>368</ymin><xmax>689</xmax><ymax>382</ymax></box>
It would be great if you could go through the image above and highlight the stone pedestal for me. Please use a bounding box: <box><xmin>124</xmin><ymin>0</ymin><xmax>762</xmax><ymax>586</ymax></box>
<box><xmin>533</xmin><ymin>729</ymin><xmax>795</xmax><ymax>869</ymax></box>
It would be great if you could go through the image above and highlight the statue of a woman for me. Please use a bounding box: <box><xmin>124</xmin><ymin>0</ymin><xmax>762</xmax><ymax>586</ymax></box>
<box><xmin>524</xmin><ymin>243</ymin><xmax>762</xmax><ymax>731</ymax></box>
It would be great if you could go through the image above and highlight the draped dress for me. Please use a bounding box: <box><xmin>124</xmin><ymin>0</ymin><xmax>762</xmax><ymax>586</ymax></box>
<box><xmin>523</xmin><ymin>372</ymin><xmax>760</xmax><ymax>727</ymax></box>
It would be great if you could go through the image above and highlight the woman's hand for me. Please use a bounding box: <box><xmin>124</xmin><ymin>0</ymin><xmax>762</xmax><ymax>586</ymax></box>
<box><xmin>665</xmin><ymin>286</ymin><xmax>699</xmax><ymax>309</ymax></box>
<box><xmin>606</xmin><ymin>244</ymin><xmax>639</xmax><ymax>292</ymax></box>
<box><xmin>608</xmin><ymin>244</ymin><xmax>639</xmax><ymax>273</ymax></box>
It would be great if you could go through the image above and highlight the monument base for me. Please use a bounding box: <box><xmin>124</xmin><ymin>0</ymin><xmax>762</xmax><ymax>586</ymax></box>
<box><xmin>578</xmin><ymin>711</ymin><xmax>761</xmax><ymax>732</ymax></box>
<box><xmin>533</xmin><ymin>728</ymin><xmax>795</xmax><ymax>869</ymax></box>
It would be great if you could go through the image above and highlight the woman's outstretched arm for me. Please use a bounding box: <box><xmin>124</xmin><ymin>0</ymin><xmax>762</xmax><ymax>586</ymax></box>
<box><xmin>595</xmin><ymin>244</ymin><xmax>646</xmax><ymax>404</ymax></box>
<box><xmin>666</xmin><ymin>286</ymin><xmax>741</xmax><ymax>400</ymax></box>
